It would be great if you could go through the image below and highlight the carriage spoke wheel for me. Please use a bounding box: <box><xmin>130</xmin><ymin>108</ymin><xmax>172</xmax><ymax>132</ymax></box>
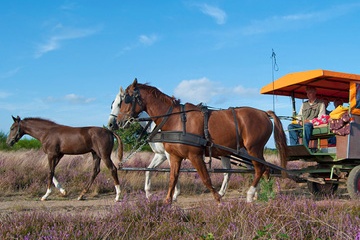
<box><xmin>307</xmin><ymin>180</ymin><xmax>339</xmax><ymax>196</ymax></box>
<box><xmin>347</xmin><ymin>165</ymin><xmax>360</xmax><ymax>200</ymax></box>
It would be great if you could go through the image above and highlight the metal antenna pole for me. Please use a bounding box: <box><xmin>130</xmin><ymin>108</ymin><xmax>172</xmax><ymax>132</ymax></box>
<box><xmin>271</xmin><ymin>49</ymin><xmax>279</xmax><ymax>112</ymax></box>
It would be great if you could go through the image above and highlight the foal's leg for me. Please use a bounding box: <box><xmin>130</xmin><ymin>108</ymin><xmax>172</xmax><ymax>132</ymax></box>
<box><xmin>78</xmin><ymin>152</ymin><xmax>101</xmax><ymax>200</ymax></box>
<box><xmin>218</xmin><ymin>156</ymin><xmax>231</xmax><ymax>197</ymax></box>
<box><xmin>101</xmin><ymin>156</ymin><xmax>121</xmax><ymax>202</ymax></box>
<box><xmin>52</xmin><ymin>176</ymin><xmax>67</xmax><ymax>196</ymax></box>
<box><xmin>41</xmin><ymin>153</ymin><xmax>63</xmax><ymax>201</ymax></box>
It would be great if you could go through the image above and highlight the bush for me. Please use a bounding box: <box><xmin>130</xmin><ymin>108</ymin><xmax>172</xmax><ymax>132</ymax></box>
<box><xmin>0</xmin><ymin>131</ymin><xmax>41</xmax><ymax>151</ymax></box>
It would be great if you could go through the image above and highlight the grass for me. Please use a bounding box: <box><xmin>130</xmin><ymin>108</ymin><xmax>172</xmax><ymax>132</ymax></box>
<box><xmin>0</xmin><ymin>150</ymin><xmax>359</xmax><ymax>239</ymax></box>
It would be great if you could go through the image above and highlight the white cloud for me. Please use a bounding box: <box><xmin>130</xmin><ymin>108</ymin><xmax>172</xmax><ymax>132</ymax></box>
<box><xmin>34</xmin><ymin>25</ymin><xmax>101</xmax><ymax>58</ymax></box>
<box><xmin>242</xmin><ymin>3</ymin><xmax>360</xmax><ymax>35</ymax></box>
<box><xmin>174</xmin><ymin>77</ymin><xmax>219</xmax><ymax>103</ymax></box>
<box><xmin>198</xmin><ymin>4</ymin><xmax>227</xmax><ymax>25</ymax></box>
<box><xmin>0</xmin><ymin>67</ymin><xmax>21</xmax><ymax>79</ymax></box>
<box><xmin>139</xmin><ymin>34</ymin><xmax>158</xmax><ymax>46</ymax></box>
<box><xmin>0</xmin><ymin>91</ymin><xmax>11</xmax><ymax>99</ymax></box>
<box><xmin>44</xmin><ymin>94</ymin><xmax>96</xmax><ymax>104</ymax></box>
<box><xmin>174</xmin><ymin>77</ymin><xmax>258</xmax><ymax>107</ymax></box>
<box><xmin>119</xmin><ymin>34</ymin><xmax>159</xmax><ymax>55</ymax></box>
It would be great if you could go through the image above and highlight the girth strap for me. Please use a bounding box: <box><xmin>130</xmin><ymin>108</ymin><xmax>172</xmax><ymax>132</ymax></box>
<box><xmin>180</xmin><ymin>104</ymin><xmax>187</xmax><ymax>135</ymax></box>
<box><xmin>230</xmin><ymin>107</ymin><xmax>241</xmax><ymax>153</ymax></box>
<box><xmin>200</xmin><ymin>105</ymin><xmax>211</xmax><ymax>141</ymax></box>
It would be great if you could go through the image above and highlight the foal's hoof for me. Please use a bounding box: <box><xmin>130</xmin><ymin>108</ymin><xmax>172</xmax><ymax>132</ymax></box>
<box><xmin>214</xmin><ymin>192</ymin><xmax>222</xmax><ymax>203</ymax></box>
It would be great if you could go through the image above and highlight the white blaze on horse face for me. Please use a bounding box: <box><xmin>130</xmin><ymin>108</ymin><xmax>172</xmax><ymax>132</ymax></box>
<box><xmin>108</xmin><ymin>91</ymin><xmax>122</xmax><ymax>130</ymax></box>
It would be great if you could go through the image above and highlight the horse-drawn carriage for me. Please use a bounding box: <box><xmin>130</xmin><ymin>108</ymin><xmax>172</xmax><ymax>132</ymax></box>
<box><xmin>261</xmin><ymin>69</ymin><xmax>360</xmax><ymax>199</ymax></box>
<box><xmin>116</xmin><ymin>69</ymin><xmax>360</xmax><ymax>203</ymax></box>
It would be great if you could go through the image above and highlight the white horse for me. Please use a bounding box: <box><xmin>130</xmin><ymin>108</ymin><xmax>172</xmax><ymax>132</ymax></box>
<box><xmin>108</xmin><ymin>87</ymin><xmax>232</xmax><ymax>200</ymax></box>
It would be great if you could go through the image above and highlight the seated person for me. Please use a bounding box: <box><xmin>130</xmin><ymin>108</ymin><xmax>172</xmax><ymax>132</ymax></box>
<box><xmin>288</xmin><ymin>86</ymin><xmax>326</xmax><ymax>146</ymax></box>
<box><xmin>322</xmin><ymin>98</ymin><xmax>330</xmax><ymax>115</ymax></box>
<box><xmin>334</xmin><ymin>98</ymin><xmax>344</xmax><ymax>108</ymax></box>
<box><xmin>328</xmin><ymin>98</ymin><xmax>345</xmax><ymax>146</ymax></box>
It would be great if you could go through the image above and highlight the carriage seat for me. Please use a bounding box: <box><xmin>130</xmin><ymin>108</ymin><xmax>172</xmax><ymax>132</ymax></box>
<box><xmin>311</xmin><ymin>124</ymin><xmax>332</xmax><ymax>138</ymax></box>
<box><xmin>298</xmin><ymin>123</ymin><xmax>334</xmax><ymax>149</ymax></box>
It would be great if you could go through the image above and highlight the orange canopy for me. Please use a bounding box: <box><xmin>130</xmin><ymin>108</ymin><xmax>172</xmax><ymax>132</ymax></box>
<box><xmin>260</xmin><ymin>69</ymin><xmax>360</xmax><ymax>102</ymax></box>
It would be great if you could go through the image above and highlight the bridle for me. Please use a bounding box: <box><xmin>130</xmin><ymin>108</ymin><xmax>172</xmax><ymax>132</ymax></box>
<box><xmin>119</xmin><ymin>87</ymin><xmax>145</xmax><ymax>128</ymax></box>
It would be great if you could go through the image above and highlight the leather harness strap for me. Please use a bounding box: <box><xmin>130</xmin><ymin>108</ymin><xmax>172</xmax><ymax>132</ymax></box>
<box><xmin>230</xmin><ymin>107</ymin><xmax>241</xmax><ymax>153</ymax></box>
<box><xmin>147</xmin><ymin>106</ymin><xmax>173</xmax><ymax>141</ymax></box>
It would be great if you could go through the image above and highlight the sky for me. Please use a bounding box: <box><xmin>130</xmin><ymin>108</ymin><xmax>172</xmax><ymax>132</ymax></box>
<box><xmin>1</xmin><ymin>1</ymin><xmax>360</xmax><ymax>148</ymax></box>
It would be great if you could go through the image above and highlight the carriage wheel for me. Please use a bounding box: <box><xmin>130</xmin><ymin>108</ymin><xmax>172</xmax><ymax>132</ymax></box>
<box><xmin>307</xmin><ymin>181</ymin><xmax>339</xmax><ymax>196</ymax></box>
<box><xmin>347</xmin><ymin>165</ymin><xmax>360</xmax><ymax>200</ymax></box>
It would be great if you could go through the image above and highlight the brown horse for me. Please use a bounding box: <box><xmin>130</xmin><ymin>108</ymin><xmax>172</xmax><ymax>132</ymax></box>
<box><xmin>6</xmin><ymin>116</ymin><xmax>123</xmax><ymax>201</ymax></box>
<box><xmin>117</xmin><ymin>79</ymin><xmax>288</xmax><ymax>204</ymax></box>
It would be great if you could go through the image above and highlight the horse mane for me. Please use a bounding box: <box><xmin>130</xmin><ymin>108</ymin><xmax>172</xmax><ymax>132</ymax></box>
<box><xmin>137</xmin><ymin>83</ymin><xmax>180</xmax><ymax>106</ymax></box>
<box><xmin>23</xmin><ymin>117</ymin><xmax>59</xmax><ymax>126</ymax></box>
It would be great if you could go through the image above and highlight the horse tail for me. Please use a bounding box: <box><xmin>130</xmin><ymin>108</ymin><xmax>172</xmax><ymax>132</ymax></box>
<box><xmin>267</xmin><ymin>110</ymin><xmax>288</xmax><ymax>178</ymax></box>
<box><xmin>112</xmin><ymin>131</ymin><xmax>124</xmax><ymax>164</ymax></box>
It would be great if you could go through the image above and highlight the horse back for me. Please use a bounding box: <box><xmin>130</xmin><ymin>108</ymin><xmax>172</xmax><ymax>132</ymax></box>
<box><xmin>41</xmin><ymin>126</ymin><xmax>114</xmax><ymax>155</ymax></box>
<box><xmin>207</xmin><ymin>107</ymin><xmax>272</xmax><ymax>151</ymax></box>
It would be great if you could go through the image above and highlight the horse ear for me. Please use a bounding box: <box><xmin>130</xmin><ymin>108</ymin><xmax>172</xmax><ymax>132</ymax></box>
<box><xmin>12</xmin><ymin>115</ymin><xmax>20</xmax><ymax>122</ymax></box>
<box><xmin>120</xmin><ymin>86</ymin><xmax>124</xmax><ymax>94</ymax></box>
<box><xmin>133</xmin><ymin>78</ymin><xmax>138</xmax><ymax>86</ymax></box>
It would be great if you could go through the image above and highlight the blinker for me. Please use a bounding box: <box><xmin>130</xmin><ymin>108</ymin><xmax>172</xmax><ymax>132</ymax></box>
<box><xmin>124</xmin><ymin>94</ymin><xmax>133</xmax><ymax>104</ymax></box>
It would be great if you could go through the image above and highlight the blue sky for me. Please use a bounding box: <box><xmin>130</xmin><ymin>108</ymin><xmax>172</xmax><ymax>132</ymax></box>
<box><xmin>1</xmin><ymin>1</ymin><xmax>360</xmax><ymax>147</ymax></box>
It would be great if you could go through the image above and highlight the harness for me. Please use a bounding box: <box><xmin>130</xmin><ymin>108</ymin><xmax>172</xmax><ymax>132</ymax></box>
<box><xmin>122</xmin><ymin>87</ymin><xmax>244</xmax><ymax>159</ymax></box>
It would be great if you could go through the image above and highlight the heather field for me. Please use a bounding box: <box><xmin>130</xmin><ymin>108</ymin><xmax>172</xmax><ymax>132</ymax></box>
<box><xmin>0</xmin><ymin>150</ymin><xmax>359</xmax><ymax>239</ymax></box>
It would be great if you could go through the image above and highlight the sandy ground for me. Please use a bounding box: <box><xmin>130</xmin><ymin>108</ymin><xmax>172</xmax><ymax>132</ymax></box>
<box><xmin>0</xmin><ymin>183</ymin><xmax>353</xmax><ymax>216</ymax></box>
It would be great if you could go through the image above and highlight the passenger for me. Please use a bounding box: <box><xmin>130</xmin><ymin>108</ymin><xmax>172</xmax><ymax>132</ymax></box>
<box><xmin>322</xmin><ymin>98</ymin><xmax>330</xmax><ymax>115</ymax></box>
<box><xmin>328</xmin><ymin>98</ymin><xmax>345</xmax><ymax>146</ymax></box>
<box><xmin>334</xmin><ymin>99</ymin><xmax>343</xmax><ymax>108</ymax></box>
<box><xmin>288</xmin><ymin>86</ymin><xmax>326</xmax><ymax>146</ymax></box>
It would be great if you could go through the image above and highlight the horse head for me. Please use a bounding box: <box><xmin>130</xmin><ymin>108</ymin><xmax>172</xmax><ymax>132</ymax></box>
<box><xmin>117</xmin><ymin>78</ymin><xmax>145</xmax><ymax>128</ymax></box>
<box><xmin>107</xmin><ymin>87</ymin><xmax>125</xmax><ymax>131</ymax></box>
<box><xmin>6</xmin><ymin>116</ymin><xmax>24</xmax><ymax>146</ymax></box>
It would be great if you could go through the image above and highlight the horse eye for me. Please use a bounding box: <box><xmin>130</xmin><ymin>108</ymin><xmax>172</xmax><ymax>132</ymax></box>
<box><xmin>110</xmin><ymin>100</ymin><xmax>114</xmax><ymax>109</ymax></box>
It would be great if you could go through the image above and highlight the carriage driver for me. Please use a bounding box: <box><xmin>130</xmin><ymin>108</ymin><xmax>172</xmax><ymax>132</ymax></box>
<box><xmin>288</xmin><ymin>86</ymin><xmax>326</xmax><ymax>146</ymax></box>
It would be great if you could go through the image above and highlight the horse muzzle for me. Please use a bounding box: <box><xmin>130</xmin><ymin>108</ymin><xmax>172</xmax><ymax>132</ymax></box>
<box><xmin>117</xmin><ymin>117</ymin><xmax>135</xmax><ymax>129</ymax></box>
<box><xmin>6</xmin><ymin>137</ymin><xmax>17</xmax><ymax>147</ymax></box>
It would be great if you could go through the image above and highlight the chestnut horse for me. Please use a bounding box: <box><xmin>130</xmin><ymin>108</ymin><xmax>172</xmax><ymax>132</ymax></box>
<box><xmin>108</xmin><ymin>87</ymin><xmax>232</xmax><ymax>200</ymax></box>
<box><xmin>6</xmin><ymin>116</ymin><xmax>123</xmax><ymax>202</ymax></box>
<box><xmin>117</xmin><ymin>79</ymin><xmax>288</xmax><ymax>204</ymax></box>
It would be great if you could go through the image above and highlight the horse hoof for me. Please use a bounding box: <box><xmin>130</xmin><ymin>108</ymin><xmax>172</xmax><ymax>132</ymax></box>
<box><xmin>163</xmin><ymin>198</ymin><xmax>172</xmax><ymax>205</ymax></box>
<box><xmin>77</xmin><ymin>196</ymin><xmax>86</xmax><ymax>201</ymax></box>
<box><xmin>40</xmin><ymin>197</ymin><xmax>47</xmax><ymax>201</ymax></box>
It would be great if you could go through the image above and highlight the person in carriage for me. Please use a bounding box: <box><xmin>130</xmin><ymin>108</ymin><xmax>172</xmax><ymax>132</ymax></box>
<box><xmin>288</xmin><ymin>86</ymin><xmax>326</xmax><ymax>146</ymax></box>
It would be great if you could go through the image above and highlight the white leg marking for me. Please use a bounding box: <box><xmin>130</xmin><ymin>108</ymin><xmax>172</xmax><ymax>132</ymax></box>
<box><xmin>218</xmin><ymin>156</ymin><xmax>231</xmax><ymax>196</ymax></box>
<box><xmin>41</xmin><ymin>188</ymin><xmax>52</xmax><ymax>201</ymax></box>
<box><xmin>52</xmin><ymin>177</ymin><xmax>66</xmax><ymax>196</ymax></box>
<box><xmin>246</xmin><ymin>186</ymin><xmax>257</xmax><ymax>203</ymax></box>
<box><xmin>144</xmin><ymin>149</ymin><xmax>167</xmax><ymax>199</ymax></box>
<box><xmin>115</xmin><ymin>185</ymin><xmax>121</xmax><ymax>202</ymax></box>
